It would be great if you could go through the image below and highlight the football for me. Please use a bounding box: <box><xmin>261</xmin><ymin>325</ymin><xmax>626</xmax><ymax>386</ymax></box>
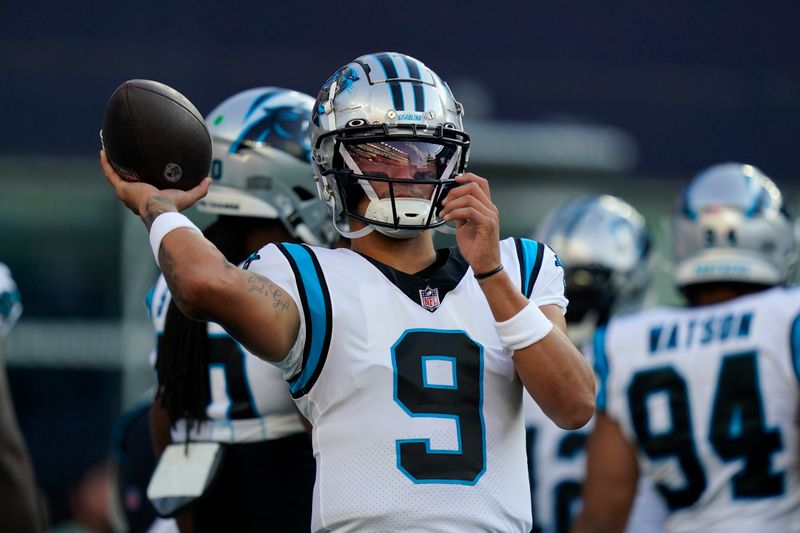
<box><xmin>101</xmin><ymin>79</ymin><xmax>211</xmax><ymax>190</ymax></box>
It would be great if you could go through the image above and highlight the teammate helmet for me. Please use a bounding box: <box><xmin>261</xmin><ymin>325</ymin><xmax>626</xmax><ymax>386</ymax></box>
<box><xmin>309</xmin><ymin>52</ymin><xmax>470</xmax><ymax>239</ymax></box>
<box><xmin>671</xmin><ymin>162</ymin><xmax>798</xmax><ymax>288</ymax></box>
<box><xmin>197</xmin><ymin>88</ymin><xmax>338</xmax><ymax>247</ymax></box>
<box><xmin>536</xmin><ymin>195</ymin><xmax>651</xmax><ymax>323</ymax></box>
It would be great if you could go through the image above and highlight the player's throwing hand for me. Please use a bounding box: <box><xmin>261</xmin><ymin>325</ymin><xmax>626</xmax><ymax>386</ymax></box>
<box><xmin>100</xmin><ymin>150</ymin><xmax>211</xmax><ymax>225</ymax></box>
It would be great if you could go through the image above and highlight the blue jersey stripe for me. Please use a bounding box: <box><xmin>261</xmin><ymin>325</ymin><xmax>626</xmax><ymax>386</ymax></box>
<box><xmin>515</xmin><ymin>238</ymin><xmax>543</xmax><ymax>298</ymax></box>
<box><xmin>593</xmin><ymin>325</ymin><xmax>610</xmax><ymax>410</ymax></box>
<box><xmin>279</xmin><ymin>243</ymin><xmax>331</xmax><ymax>396</ymax></box>
<box><xmin>790</xmin><ymin>314</ymin><xmax>800</xmax><ymax>385</ymax></box>
<box><xmin>144</xmin><ymin>283</ymin><xmax>156</xmax><ymax>319</ymax></box>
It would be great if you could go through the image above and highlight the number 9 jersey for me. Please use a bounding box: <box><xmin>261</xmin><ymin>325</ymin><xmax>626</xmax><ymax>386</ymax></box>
<box><xmin>590</xmin><ymin>286</ymin><xmax>800</xmax><ymax>532</ymax></box>
<box><xmin>247</xmin><ymin>237</ymin><xmax>567</xmax><ymax>533</ymax></box>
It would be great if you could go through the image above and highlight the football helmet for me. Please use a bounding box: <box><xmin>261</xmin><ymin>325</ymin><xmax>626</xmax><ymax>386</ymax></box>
<box><xmin>671</xmin><ymin>162</ymin><xmax>798</xmax><ymax>288</ymax></box>
<box><xmin>197</xmin><ymin>87</ymin><xmax>338</xmax><ymax>247</ymax></box>
<box><xmin>536</xmin><ymin>195</ymin><xmax>651</xmax><ymax>328</ymax></box>
<box><xmin>309</xmin><ymin>52</ymin><xmax>470</xmax><ymax>239</ymax></box>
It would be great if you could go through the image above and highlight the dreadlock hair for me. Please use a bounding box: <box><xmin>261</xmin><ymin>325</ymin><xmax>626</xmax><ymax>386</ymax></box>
<box><xmin>154</xmin><ymin>216</ymin><xmax>283</xmax><ymax>430</ymax></box>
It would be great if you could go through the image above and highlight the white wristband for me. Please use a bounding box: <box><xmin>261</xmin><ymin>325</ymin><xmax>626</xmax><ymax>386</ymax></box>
<box><xmin>149</xmin><ymin>212</ymin><xmax>201</xmax><ymax>267</ymax></box>
<box><xmin>495</xmin><ymin>301</ymin><xmax>553</xmax><ymax>355</ymax></box>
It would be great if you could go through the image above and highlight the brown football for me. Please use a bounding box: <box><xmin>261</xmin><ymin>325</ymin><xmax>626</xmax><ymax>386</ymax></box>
<box><xmin>101</xmin><ymin>79</ymin><xmax>211</xmax><ymax>190</ymax></box>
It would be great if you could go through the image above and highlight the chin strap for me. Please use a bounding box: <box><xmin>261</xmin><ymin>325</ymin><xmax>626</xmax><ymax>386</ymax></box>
<box><xmin>339</xmin><ymin>225</ymin><xmax>374</xmax><ymax>239</ymax></box>
<box><xmin>332</xmin><ymin>214</ymin><xmax>374</xmax><ymax>239</ymax></box>
<box><xmin>434</xmin><ymin>223</ymin><xmax>458</xmax><ymax>235</ymax></box>
<box><xmin>430</xmin><ymin>150</ymin><xmax>461</xmax><ymax>234</ymax></box>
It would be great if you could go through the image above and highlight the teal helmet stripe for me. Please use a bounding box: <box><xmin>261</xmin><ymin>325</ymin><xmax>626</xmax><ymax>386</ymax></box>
<box><xmin>401</xmin><ymin>55</ymin><xmax>425</xmax><ymax>112</ymax></box>
<box><xmin>410</xmin><ymin>82</ymin><xmax>425</xmax><ymax>112</ymax></box>
<box><xmin>375</xmin><ymin>53</ymin><xmax>405</xmax><ymax>110</ymax></box>
<box><xmin>402</xmin><ymin>55</ymin><xmax>421</xmax><ymax>79</ymax></box>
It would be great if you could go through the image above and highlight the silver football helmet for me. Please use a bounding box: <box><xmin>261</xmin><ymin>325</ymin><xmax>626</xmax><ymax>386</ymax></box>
<box><xmin>536</xmin><ymin>195</ymin><xmax>651</xmax><ymax>330</ymax></box>
<box><xmin>197</xmin><ymin>87</ymin><xmax>338</xmax><ymax>247</ymax></box>
<box><xmin>671</xmin><ymin>162</ymin><xmax>798</xmax><ymax>288</ymax></box>
<box><xmin>309</xmin><ymin>52</ymin><xmax>470</xmax><ymax>239</ymax></box>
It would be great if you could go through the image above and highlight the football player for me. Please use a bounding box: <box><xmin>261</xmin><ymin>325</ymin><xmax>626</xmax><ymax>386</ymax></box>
<box><xmin>0</xmin><ymin>262</ymin><xmax>44</xmax><ymax>531</ymax></box>
<box><xmin>102</xmin><ymin>52</ymin><xmax>595</xmax><ymax>532</ymax></box>
<box><xmin>524</xmin><ymin>195</ymin><xmax>666</xmax><ymax>533</ymax></box>
<box><xmin>573</xmin><ymin>163</ymin><xmax>800</xmax><ymax>532</ymax></box>
<box><xmin>146</xmin><ymin>88</ymin><xmax>337</xmax><ymax>532</ymax></box>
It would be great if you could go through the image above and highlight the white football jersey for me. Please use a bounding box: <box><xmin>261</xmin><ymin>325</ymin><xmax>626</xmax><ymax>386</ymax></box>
<box><xmin>247</xmin><ymin>237</ymin><xmax>566</xmax><ymax>532</ymax></box>
<box><xmin>147</xmin><ymin>275</ymin><xmax>305</xmax><ymax>443</ymax></box>
<box><xmin>591</xmin><ymin>286</ymin><xmax>800</xmax><ymax>532</ymax></box>
<box><xmin>524</xmin><ymin>377</ymin><xmax>666</xmax><ymax>533</ymax></box>
<box><xmin>524</xmin><ymin>393</ymin><xmax>591</xmax><ymax>533</ymax></box>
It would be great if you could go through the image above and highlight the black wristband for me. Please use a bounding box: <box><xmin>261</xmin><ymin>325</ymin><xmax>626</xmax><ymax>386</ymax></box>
<box><xmin>473</xmin><ymin>264</ymin><xmax>504</xmax><ymax>280</ymax></box>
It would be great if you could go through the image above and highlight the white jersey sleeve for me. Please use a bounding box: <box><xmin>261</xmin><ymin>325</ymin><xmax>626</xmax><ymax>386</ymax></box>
<box><xmin>501</xmin><ymin>238</ymin><xmax>568</xmax><ymax>313</ymax></box>
<box><xmin>244</xmin><ymin>243</ymin><xmax>313</xmax><ymax>381</ymax></box>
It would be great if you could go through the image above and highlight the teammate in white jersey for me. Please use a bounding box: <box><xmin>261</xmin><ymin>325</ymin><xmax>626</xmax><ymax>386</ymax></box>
<box><xmin>101</xmin><ymin>52</ymin><xmax>596</xmax><ymax>532</ymax></box>
<box><xmin>574</xmin><ymin>163</ymin><xmax>800</xmax><ymax>532</ymax></box>
<box><xmin>147</xmin><ymin>88</ymin><xmax>338</xmax><ymax>532</ymax></box>
<box><xmin>524</xmin><ymin>195</ymin><xmax>666</xmax><ymax>533</ymax></box>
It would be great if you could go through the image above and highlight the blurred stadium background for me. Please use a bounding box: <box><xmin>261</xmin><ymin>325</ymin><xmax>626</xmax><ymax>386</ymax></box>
<box><xmin>2</xmin><ymin>1</ymin><xmax>799</xmax><ymax>529</ymax></box>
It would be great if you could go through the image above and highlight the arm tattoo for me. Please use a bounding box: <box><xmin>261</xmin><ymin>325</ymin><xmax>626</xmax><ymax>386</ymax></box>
<box><xmin>159</xmin><ymin>245</ymin><xmax>191</xmax><ymax>310</ymax></box>
<box><xmin>142</xmin><ymin>195</ymin><xmax>178</xmax><ymax>230</ymax></box>
<box><xmin>246</xmin><ymin>274</ymin><xmax>291</xmax><ymax>312</ymax></box>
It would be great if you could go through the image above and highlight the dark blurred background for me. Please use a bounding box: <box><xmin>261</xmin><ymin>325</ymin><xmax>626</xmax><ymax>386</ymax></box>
<box><xmin>1</xmin><ymin>1</ymin><xmax>798</xmax><ymax>529</ymax></box>
<box><xmin>6</xmin><ymin>1</ymin><xmax>800</xmax><ymax>173</ymax></box>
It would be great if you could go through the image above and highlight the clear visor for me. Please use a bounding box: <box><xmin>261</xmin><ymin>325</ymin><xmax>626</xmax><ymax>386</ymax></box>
<box><xmin>343</xmin><ymin>140</ymin><xmax>458</xmax><ymax>182</ymax></box>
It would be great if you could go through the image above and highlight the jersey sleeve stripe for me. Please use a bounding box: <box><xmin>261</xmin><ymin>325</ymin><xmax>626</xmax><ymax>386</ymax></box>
<box><xmin>790</xmin><ymin>313</ymin><xmax>800</xmax><ymax>385</ymax></box>
<box><xmin>593</xmin><ymin>325</ymin><xmax>610</xmax><ymax>410</ymax></box>
<box><xmin>514</xmin><ymin>238</ymin><xmax>544</xmax><ymax>299</ymax></box>
<box><xmin>277</xmin><ymin>243</ymin><xmax>332</xmax><ymax>397</ymax></box>
<box><xmin>144</xmin><ymin>283</ymin><xmax>156</xmax><ymax>319</ymax></box>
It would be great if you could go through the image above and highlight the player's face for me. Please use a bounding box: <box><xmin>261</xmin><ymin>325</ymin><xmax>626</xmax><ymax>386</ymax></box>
<box><xmin>346</xmin><ymin>141</ymin><xmax>439</xmax><ymax>200</ymax></box>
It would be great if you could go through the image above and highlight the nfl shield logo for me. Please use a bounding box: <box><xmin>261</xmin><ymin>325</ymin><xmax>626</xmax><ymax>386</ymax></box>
<box><xmin>419</xmin><ymin>286</ymin><xmax>441</xmax><ymax>312</ymax></box>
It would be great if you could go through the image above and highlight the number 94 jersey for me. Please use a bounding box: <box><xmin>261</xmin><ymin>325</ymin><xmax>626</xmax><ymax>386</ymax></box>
<box><xmin>591</xmin><ymin>286</ymin><xmax>800</xmax><ymax>532</ymax></box>
<box><xmin>248</xmin><ymin>238</ymin><xmax>567</xmax><ymax>533</ymax></box>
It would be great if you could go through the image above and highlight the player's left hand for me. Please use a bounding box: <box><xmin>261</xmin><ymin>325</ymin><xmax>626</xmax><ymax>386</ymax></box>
<box><xmin>439</xmin><ymin>173</ymin><xmax>501</xmax><ymax>273</ymax></box>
